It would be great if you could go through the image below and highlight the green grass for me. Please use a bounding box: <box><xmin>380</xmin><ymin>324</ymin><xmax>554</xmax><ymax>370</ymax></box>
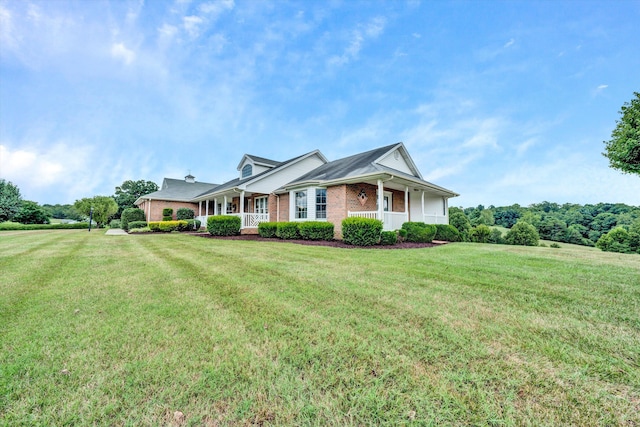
<box><xmin>1</xmin><ymin>230</ymin><xmax>639</xmax><ymax>426</ymax></box>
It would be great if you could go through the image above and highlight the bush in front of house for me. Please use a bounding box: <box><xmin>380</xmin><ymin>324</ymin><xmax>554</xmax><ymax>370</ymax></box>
<box><xmin>434</xmin><ymin>224</ymin><xmax>460</xmax><ymax>242</ymax></box>
<box><xmin>176</xmin><ymin>208</ymin><xmax>195</xmax><ymax>220</ymax></box>
<box><xmin>185</xmin><ymin>219</ymin><xmax>201</xmax><ymax>231</ymax></box>
<box><xmin>401</xmin><ymin>222</ymin><xmax>436</xmax><ymax>243</ymax></box>
<box><xmin>258</xmin><ymin>222</ymin><xmax>278</xmax><ymax>238</ymax></box>
<box><xmin>109</xmin><ymin>219</ymin><xmax>122</xmax><ymax>229</ymax></box>
<box><xmin>380</xmin><ymin>230</ymin><xmax>398</xmax><ymax>245</ymax></box>
<box><xmin>342</xmin><ymin>217</ymin><xmax>383</xmax><ymax>246</ymax></box>
<box><xmin>397</xmin><ymin>228</ymin><xmax>408</xmax><ymax>242</ymax></box>
<box><xmin>298</xmin><ymin>221</ymin><xmax>334</xmax><ymax>241</ymax></box>
<box><xmin>127</xmin><ymin>221</ymin><xmax>147</xmax><ymax>230</ymax></box>
<box><xmin>470</xmin><ymin>224</ymin><xmax>491</xmax><ymax>243</ymax></box>
<box><xmin>207</xmin><ymin>215</ymin><xmax>241</xmax><ymax>236</ymax></box>
<box><xmin>276</xmin><ymin>222</ymin><xmax>300</xmax><ymax>240</ymax></box>
<box><xmin>121</xmin><ymin>208</ymin><xmax>146</xmax><ymax>230</ymax></box>
<box><xmin>505</xmin><ymin>221</ymin><xmax>539</xmax><ymax>246</ymax></box>
<box><xmin>148</xmin><ymin>220</ymin><xmax>188</xmax><ymax>232</ymax></box>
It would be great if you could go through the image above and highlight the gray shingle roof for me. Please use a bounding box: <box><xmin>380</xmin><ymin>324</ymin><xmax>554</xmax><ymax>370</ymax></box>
<box><xmin>137</xmin><ymin>178</ymin><xmax>218</xmax><ymax>203</ymax></box>
<box><xmin>245</xmin><ymin>155</ymin><xmax>279</xmax><ymax>166</ymax></box>
<box><xmin>286</xmin><ymin>143</ymin><xmax>400</xmax><ymax>184</ymax></box>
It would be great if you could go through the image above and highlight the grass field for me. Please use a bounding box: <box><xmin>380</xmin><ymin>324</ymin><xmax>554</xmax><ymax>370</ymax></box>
<box><xmin>1</xmin><ymin>230</ymin><xmax>639</xmax><ymax>426</ymax></box>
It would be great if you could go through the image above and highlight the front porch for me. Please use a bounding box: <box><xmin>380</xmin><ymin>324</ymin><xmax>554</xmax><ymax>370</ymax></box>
<box><xmin>347</xmin><ymin>211</ymin><xmax>449</xmax><ymax>231</ymax></box>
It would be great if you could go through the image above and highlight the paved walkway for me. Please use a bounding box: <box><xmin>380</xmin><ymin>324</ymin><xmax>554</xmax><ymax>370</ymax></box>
<box><xmin>105</xmin><ymin>229</ymin><xmax>128</xmax><ymax>235</ymax></box>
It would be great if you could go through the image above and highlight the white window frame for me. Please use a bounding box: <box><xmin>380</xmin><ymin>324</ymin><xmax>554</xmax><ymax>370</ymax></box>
<box><xmin>254</xmin><ymin>196</ymin><xmax>268</xmax><ymax>214</ymax></box>
<box><xmin>315</xmin><ymin>188</ymin><xmax>327</xmax><ymax>219</ymax></box>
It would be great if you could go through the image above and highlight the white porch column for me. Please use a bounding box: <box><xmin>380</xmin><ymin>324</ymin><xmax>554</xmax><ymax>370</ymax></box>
<box><xmin>404</xmin><ymin>186</ymin><xmax>409</xmax><ymax>221</ymax></box>
<box><xmin>214</xmin><ymin>198</ymin><xmax>218</xmax><ymax>215</ymax></box>
<box><xmin>377</xmin><ymin>179</ymin><xmax>384</xmax><ymax>223</ymax></box>
<box><xmin>198</xmin><ymin>201</ymin><xmax>202</xmax><ymax>217</ymax></box>
<box><xmin>239</xmin><ymin>191</ymin><xmax>245</xmax><ymax>229</ymax></box>
<box><xmin>421</xmin><ymin>191</ymin><xmax>425</xmax><ymax>220</ymax></box>
<box><xmin>205</xmin><ymin>200</ymin><xmax>209</xmax><ymax>216</ymax></box>
<box><xmin>147</xmin><ymin>199</ymin><xmax>151</xmax><ymax>223</ymax></box>
<box><xmin>224</xmin><ymin>196</ymin><xmax>228</xmax><ymax>214</ymax></box>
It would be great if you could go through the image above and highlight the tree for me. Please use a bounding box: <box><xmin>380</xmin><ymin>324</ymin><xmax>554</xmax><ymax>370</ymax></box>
<box><xmin>74</xmin><ymin>196</ymin><xmax>119</xmax><ymax>228</ymax></box>
<box><xmin>603</xmin><ymin>92</ymin><xmax>640</xmax><ymax>176</ymax></box>
<box><xmin>14</xmin><ymin>201</ymin><xmax>51</xmax><ymax>224</ymax></box>
<box><xmin>0</xmin><ymin>179</ymin><xmax>23</xmax><ymax>222</ymax></box>
<box><xmin>449</xmin><ymin>211</ymin><xmax>471</xmax><ymax>241</ymax></box>
<box><xmin>42</xmin><ymin>203</ymin><xmax>83</xmax><ymax>221</ymax></box>
<box><xmin>113</xmin><ymin>180</ymin><xmax>159</xmax><ymax>217</ymax></box>
<box><xmin>505</xmin><ymin>221</ymin><xmax>539</xmax><ymax>246</ymax></box>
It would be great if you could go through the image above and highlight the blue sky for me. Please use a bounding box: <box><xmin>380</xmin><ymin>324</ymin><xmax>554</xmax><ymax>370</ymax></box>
<box><xmin>1</xmin><ymin>0</ymin><xmax>639</xmax><ymax>207</ymax></box>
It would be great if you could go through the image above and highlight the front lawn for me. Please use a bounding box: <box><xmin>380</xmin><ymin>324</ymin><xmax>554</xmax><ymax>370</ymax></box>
<box><xmin>1</xmin><ymin>230</ymin><xmax>638</xmax><ymax>425</ymax></box>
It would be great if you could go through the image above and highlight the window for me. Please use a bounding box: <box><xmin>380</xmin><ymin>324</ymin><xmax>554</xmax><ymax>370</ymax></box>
<box><xmin>255</xmin><ymin>197</ymin><xmax>268</xmax><ymax>214</ymax></box>
<box><xmin>316</xmin><ymin>189</ymin><xmax>327</xmax><ymax>219</ymax></box>
<box><xmin>242</xmin><ymin>164</ymin><xmax>252</xmax><ymax>178</ymax></box>
<box><xmin>226</xmin><ymin>202</ymin><xmax>233</xmax><ymax>214</ymax></box>
<box><xmin>295</xmin><ymin>191</ymin><xmax>307</xmax><ymax>219</ymax></box>
<box><xmin>443</xmin><ymin>198</ymin><xmax>447</xmax><ymax>215</ymax></box>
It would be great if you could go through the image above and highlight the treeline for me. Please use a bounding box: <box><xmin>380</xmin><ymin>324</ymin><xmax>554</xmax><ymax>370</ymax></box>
<box><xmin>453</xmin><ymin>201</ymin><xmax>640</xmax><ymax>254</ymax></box>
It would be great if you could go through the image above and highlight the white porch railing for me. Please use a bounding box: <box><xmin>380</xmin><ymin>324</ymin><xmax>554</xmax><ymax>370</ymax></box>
<box><xmin>197</xmin><ymin>213</ymin><xmax>269</xmax><ymax>229</ymax></box>
<box><xmin>348</xmin><ymin>211</ymin><xmax>408</xmax><ymax>231</ymax></box>
<box><xmin>237</xmin><ymin>213</ymin><xmax>269</xmax><ymax>228</ymax></box>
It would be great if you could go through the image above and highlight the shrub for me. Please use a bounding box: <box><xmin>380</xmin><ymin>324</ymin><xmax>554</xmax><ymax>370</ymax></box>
<box><xmin>121</xmin><ymin>208</ymin><xmax>145</xmax><ymax>230</ymax></box>
<box><xmin>207</xmin><ymin>215</ymin><xmax>241</xmax><ymax>236</ymax></box>
<box><xmin>434</xmin><ymin>224</ymin><xmax>460</xmax><ymax>242</ymax></box>
<box><xmin>596</xmin><ymin>227</ymin><xmax>639</xmax><ymax>254</ymax></box>
<box><xmin>298</xmin><ymin>221</ymin><xmax>334</xmax><ymax>240</ymax></box>
<box><xmin>397</xmin><ymin>228</ymin><xmax>408</xmax><ymax>242</ymax></box>
<box><xmin>487</xmin><ymin>228</ymin><xmax>504</xmax><ymax>244</ymax></box>
<box><xmin>162</xmin><ymin>208</ymin><xmax>173</xmax><ymax>218</ymax></box>
<box><xmin>380</xmin><ymin>231</ymin><xmax>398</xmax><ymax>245</ymax></box>
<box><xmin>176</xmin><ymin>208</ymin><xmax>195</xmax><ymax>220</ymax></box>
<box><xmin>450</xmin><ymin>211</ymin><xmax>472</xmax><ymax>241</ymax></box>
<box><xmin>258</xmin><ymin>222</ymin><xmax>278</xmax><ymax>238</ymax></box>
<box><xmin>160</xmin><ymin>220</ymin><xmax>187</xmax><ymax>232</ymax></box>
<box><xmin>342</xmin><ymin>217</ymin><xmax>382</xmax><ymax>246</ymax></box>
<box><xmin>401</xmin><ymin>222</ymin><xmax>436</xmax><ymax>243</ymax></box>
<box><xmin>470</xmin><ymin>224</ymin><xmax>491</xmax><ymax>243</ymax></box>
<box><xmin>185</xmin><ymin>219</ymin><xmax>201</xmax><ymax>231</ymax></box>
<box><xmin>162</xmin><ymin>216</ymin><xmax>173</xmax><ymax>222</ymax></box>
<box><xmin>505</xmin><ymin>221</ymin><xmax>539</xmax><ymax>246</ymax></box>
<box><xmin>276</xmin><ymin>222</ymin><xmax>300</xmax><ymax>240</ymax></box>
<box><xmin>148</xmin><ymin>222</ymin><xmax>161</xmax><ymax>232</ymax></box>
<box><xmin>0</xmin><ymin>221</ymin><xmax>90</xmax><ymax>231</ymax></box>
<box><xmin>127</xmin><ymin>221</ymin><xmax>147</xmax><ymax>230</ymax></box>
<box><xmin>550</xmin><ymin>242</ymin><xmax>561</xmax><ymax>248</ymax></box>
<box><xmin>109</xmin><ymin>219</ymin><xmax>122</xmax><ymax>229</ymax></box>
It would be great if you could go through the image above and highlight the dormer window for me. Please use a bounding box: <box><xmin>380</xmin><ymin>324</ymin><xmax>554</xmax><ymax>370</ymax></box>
<box><xmin>242</xmin><ymin>164</ymin><xmax>252</xmax><ymax>178</ymax></box>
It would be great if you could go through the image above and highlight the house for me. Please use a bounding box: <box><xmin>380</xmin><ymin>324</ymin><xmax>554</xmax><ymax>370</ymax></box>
<box><xmin>137</xmin><ymin>143</ymin><xmax>458</xmax><ymax>238</ymax></box>
<box><xmin>135</xmin><ymin>175</ymin><xmax>218</xmax><ymax>222</ymax></box>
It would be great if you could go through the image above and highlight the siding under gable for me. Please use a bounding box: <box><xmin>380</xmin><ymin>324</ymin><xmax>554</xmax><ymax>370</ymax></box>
<box><xmin>248</xmin><ymin>154</ymin><xmax>327</xmax><ymax>194</ymax></box>
<box><xmin>377</xmin><ymin>149</ymin><xmax>415</xmax><ymax>175</ymax></box>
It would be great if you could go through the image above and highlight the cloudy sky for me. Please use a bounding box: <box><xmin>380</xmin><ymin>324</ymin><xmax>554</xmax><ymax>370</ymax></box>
<box><xmin>1</xmin><ymin>0</ymin><xmax>639</xmax><ymax>207</ymax></box>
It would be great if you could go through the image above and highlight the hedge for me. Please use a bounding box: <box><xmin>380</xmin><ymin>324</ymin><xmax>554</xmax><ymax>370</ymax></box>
<box><xmin>380</xmin><ymin>230</ymin><xmax>398</xmax><ymax>245</ymax></box>
<box><xmin>434</xmin><ymin>224</ymin><xmax>460</xmax><ymax>242</ymax></box>
<box><xmin>0</xmin><ymin>221</ymin><xmax>91</xmax><ymax>231</ymax></box>
<box><xmin>342</xmin><ymin>217</ymin><xmax>382</xmax><ymax>246</ymax></box>
<box><xmin>207</xmin><ymin>215</ymin><xmax>241</xmax><ymax>236</ymax></box>
<box><xmin>176</xmin><ymin>208</ymin><xmax>195</xmax><ymax>220</ymax></box>
<box><xmin>276</xmin><ymin>222</ymin><xmax>300</xmax><ymax>240</ymax></box>
<box><xmin>148</xmin><ymin>220</ymin><xmax>188</xmax><ymax>232</ymax></box>
<box><xmin>127</xmin><ymin>221</ymin><xmax>148</xmax><ymax>230</ymax></box>
<box><xmin>185</xmin><ymin>219</ymin><xmax>202</xmax><ymax>231</ymax></box>
<box><xmin>298</xmin><ymin>221</ymin><xmax>334</xmax><ymax>241</ymax></box>
<box><xmin>401</xmin><ymin>222</ymin><xmax>436</xmax><ymax>243</ymax></box>
<box><xmin>258</xmin><ymin>222</ymin><xmax>278</xmax><ymax>238</ymax></box>
<box><xmin>162</xmin><ymin>216</ymin><xmax>173</xmax><ymax>222</ymax></box>
<box><xmin>162</xmin><ymin>208</ymin><xmax>173</xmax><ymax>217</ymax></box>
<box><xmin>121</xmin><ymin>207</ymin><xmax>146</xmax><ymax>231</ymax></box>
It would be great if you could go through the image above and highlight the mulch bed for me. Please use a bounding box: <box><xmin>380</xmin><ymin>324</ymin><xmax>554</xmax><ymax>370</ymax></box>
<box><xmin>193</xmin><ymin>233</ymin><xmax>446</xmax><ymax>249</ymax></box>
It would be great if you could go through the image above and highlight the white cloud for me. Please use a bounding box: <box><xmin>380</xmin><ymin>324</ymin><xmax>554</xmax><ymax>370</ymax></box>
<box><xmin>183</xmin><ymin>15</ymin><xmax>203</xmax><ymax>37</ymax></box>
<box><xmin>111</xmin><ymin>42</ymin><xmax>135</xmax><ymax>65</ymax></box>
<box><xmin>199</xmin><ymin>0</ymin><xmax>235</xmax><ymax>16</ymax></box>
<box><xmin>503</xmin><ymin>38</ymin><xmax>515</xmax><ymax>48</ymax></box>
<box><xmin>328</xmin><ymin>16</ymin><xmax>386</xmax><ymax>66</ymax></box>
